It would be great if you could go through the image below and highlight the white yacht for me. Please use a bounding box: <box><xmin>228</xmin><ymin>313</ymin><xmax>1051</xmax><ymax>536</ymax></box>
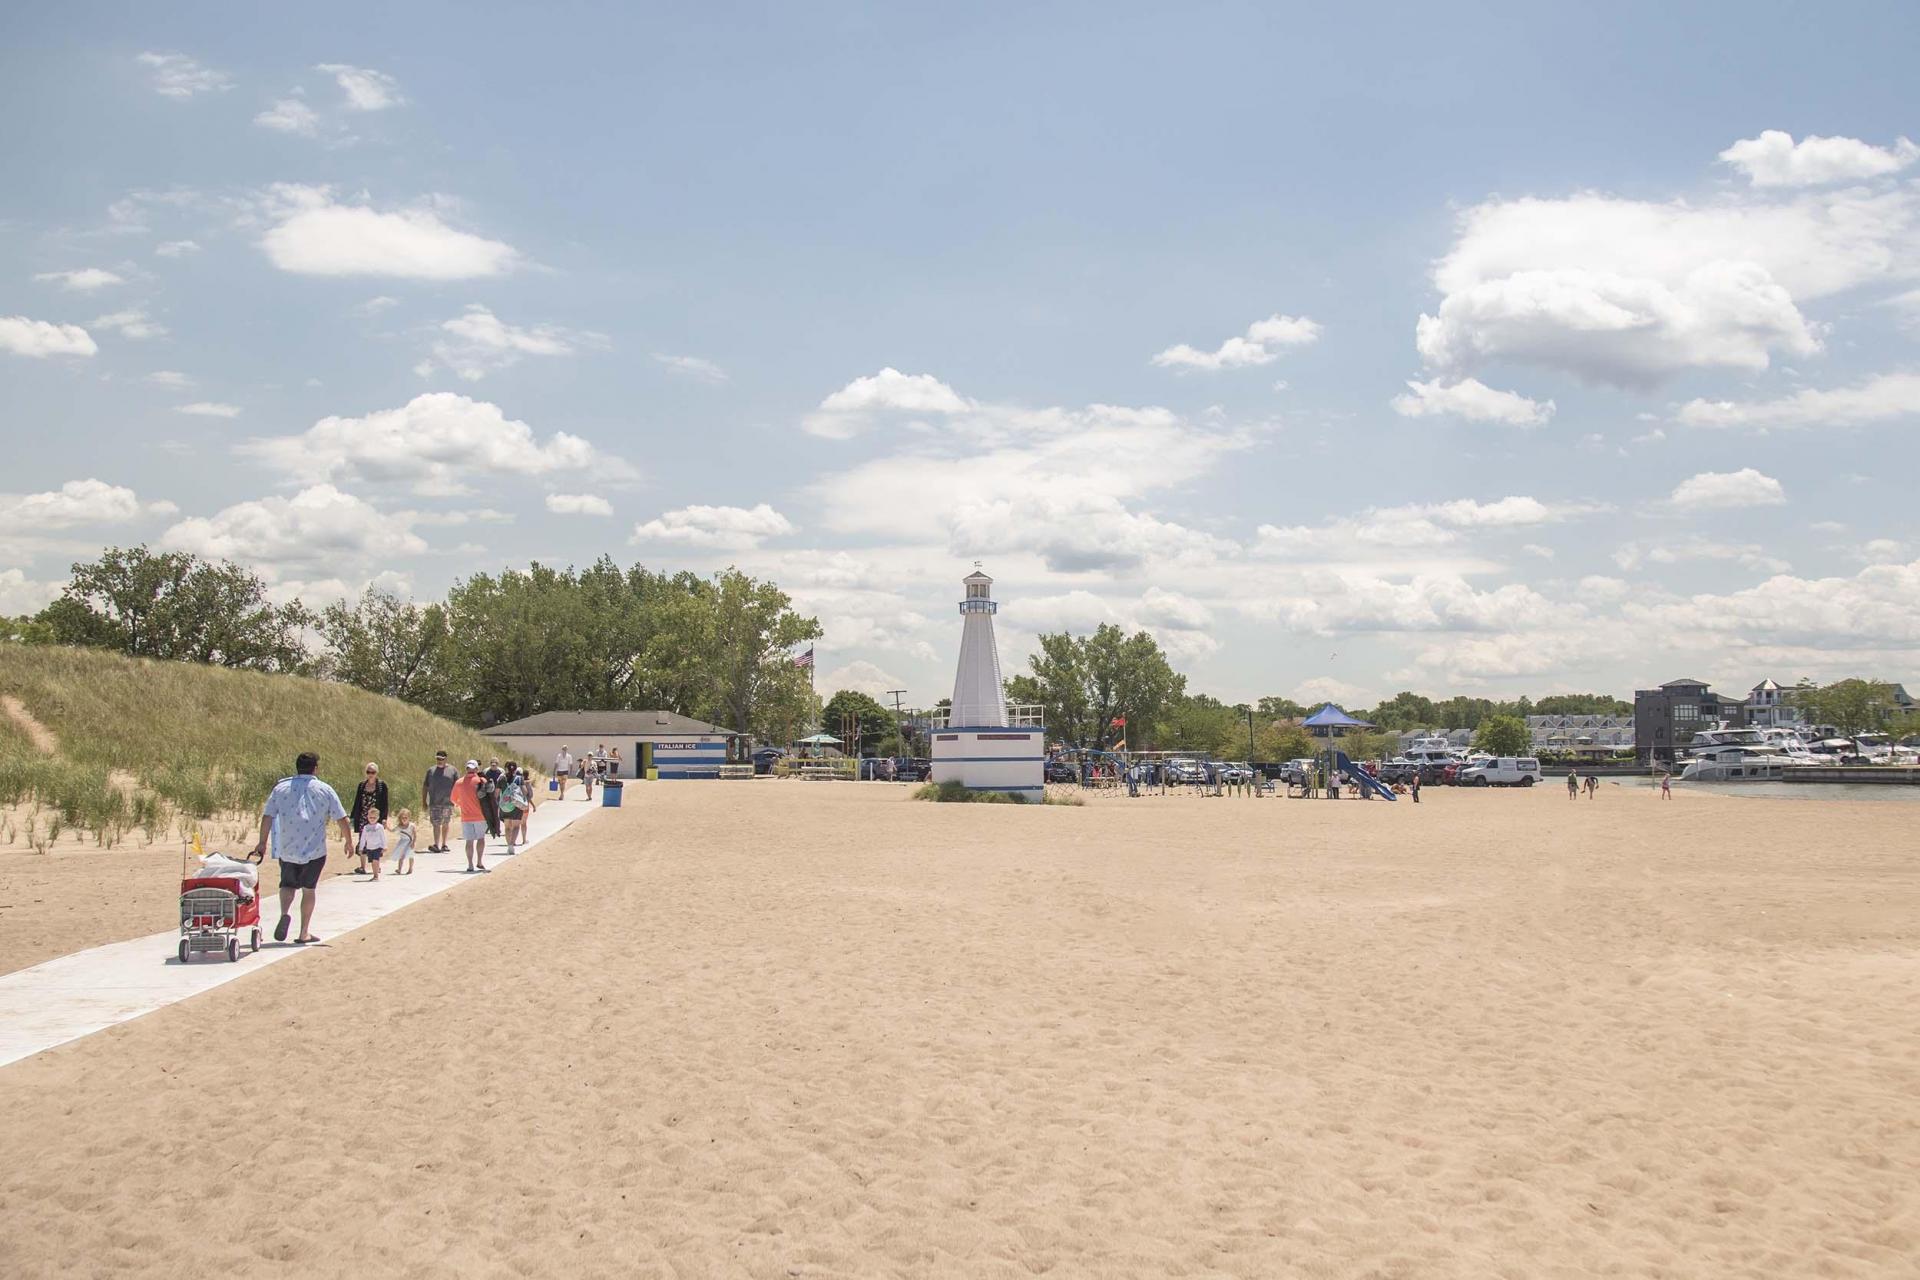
<box><xmin>1679</xmin><ymin>724</ymin><xmax>1786</xmax><ymax>781</ymax></box>
<box><xmin>1757</xmin><ymin>726</ymin><xmax>1827</xmax><ymax>764</ymax></box>
<box><xmin>1402</xmin><ymin>735</ymin><xmax>1462</xmax><ymax>765</ymax></box>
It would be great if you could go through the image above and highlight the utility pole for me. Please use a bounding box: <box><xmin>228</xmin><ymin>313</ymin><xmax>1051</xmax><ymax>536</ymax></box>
<box><xmin>887</xmin><ymin>689</ymin><xmax>907</xmax><ymax>758</ymax></box>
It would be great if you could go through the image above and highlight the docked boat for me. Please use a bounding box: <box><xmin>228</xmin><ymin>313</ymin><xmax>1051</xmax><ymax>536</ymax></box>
<box><xmin>1679</xmin><ymin>725</ymin><xmax>1786</xmax><ymax>781</ymax></box>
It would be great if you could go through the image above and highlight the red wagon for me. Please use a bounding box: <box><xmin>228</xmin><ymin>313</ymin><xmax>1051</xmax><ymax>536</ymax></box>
<box><xmin>178</xmin><ymin>865</ymin><xmax>264</xmax><ymax>963</ymax></box>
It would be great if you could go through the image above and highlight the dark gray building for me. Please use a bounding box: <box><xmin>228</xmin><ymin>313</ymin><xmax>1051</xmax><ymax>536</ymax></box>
<box><xmin>1633</xmin><ymin>678</ymin><xmax>1747</xmax><ymax>764</ymax></box>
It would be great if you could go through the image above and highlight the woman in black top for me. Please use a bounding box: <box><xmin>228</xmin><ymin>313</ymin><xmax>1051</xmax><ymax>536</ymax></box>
<box><xmin>350</xmin><ymin>763</ymin><xmax>390</xmax><ymax>875</ymax></box>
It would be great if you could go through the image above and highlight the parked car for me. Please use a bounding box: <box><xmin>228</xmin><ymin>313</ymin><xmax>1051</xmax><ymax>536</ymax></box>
<box><xmin>1044</xmin><ymin>758</ymin><xmax>1080</xmax><ymax>783</ymax></box>
<box><xmin>892</xmin><ymin>757</ymin><xmax>931</xmax><ymax>782</ymax></box>
<box><xmin>1219</xmin><ymin>762</ymin><xmax>1255</xmax><ymax>784</ymax></box>
<box><xmin>1165</xmin><ymin>758</ymin><xmax>1207</xmax><ymax>784</ymax></box>
<box><xmin>1456</xmin><ymin>757</ymin><xmax>1543</xmax><ymax>787</ymax></box>
<box><xmin>752</xmin><ymin>747</ymin><xmax>785</xmax><ymax>775</ymax></box>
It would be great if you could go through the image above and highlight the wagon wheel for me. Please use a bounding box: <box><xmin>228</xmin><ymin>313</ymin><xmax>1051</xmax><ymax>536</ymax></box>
<box><xmin>250</xmin><ymin>929</ymin><xmax>261</xmax><ymax>953</ymax></box>
<box><xmin>226</xmin><ymin>938</ymin><xmax>239</xmax><ymax>963</ymax></box>
<box><xmin>177</xmin><ymin>939</ymin><xmax>189</xmax><ymax>964</ymax></box>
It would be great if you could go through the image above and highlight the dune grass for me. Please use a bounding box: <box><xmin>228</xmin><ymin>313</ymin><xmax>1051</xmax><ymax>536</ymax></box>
<box><xmin>0</xmin><ymin>646</ymin><xmax>511</xmax><ymax>847</ymax></box>
<box><xmin>912</xmin><ymin>780</ymin><xmax>1081</xmax><ymax>806</ymax></box>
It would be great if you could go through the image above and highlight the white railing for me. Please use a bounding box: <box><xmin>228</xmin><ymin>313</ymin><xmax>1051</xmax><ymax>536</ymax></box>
<box><xmin>926</xmin><ymin>703</ymin><xmax>1045</xmax><ymax>730</ymax></box>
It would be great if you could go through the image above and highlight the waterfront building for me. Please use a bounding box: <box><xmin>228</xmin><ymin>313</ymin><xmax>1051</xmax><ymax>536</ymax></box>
<box><xmin>1633</xmin><ymin>678</ymin><xmax>1747</xmax><ymax>764</ymax></box>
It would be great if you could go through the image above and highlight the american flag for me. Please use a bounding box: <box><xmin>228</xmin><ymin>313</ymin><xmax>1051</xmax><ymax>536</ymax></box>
<box><xmin>793</xmin><ymin>645</ymin><xmax>814</xmax><ymax>671</ymax></box>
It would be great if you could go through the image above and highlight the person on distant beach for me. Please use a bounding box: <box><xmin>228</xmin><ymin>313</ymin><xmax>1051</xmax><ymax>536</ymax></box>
<box><xmin>500</xmin><ymin>763</ymin><xmax>528</xmax><ymax>853</ymax></box>
<box><xmin>1410</xmin><ymin>771</ymin><xmax>1421</xmax><ymax>804</ymax></box>
<box><xmin>1584</xmin><ymin>774</ymin><xmax>1599</xmax><ymax>799</ymax></box>
<box><xmin>577</xmin><ymin>752</ymin><xmax>595</xmax><ymax>800</ymax></box>
<box><xmin>422</xmin><ymin>751</ymin><xmax>458</xmax><ymax>853</ymax></box>
<box><xmin>360</xmin><ymin>809</ymin><xmax>388</xmax><ymax>880</ymax></box>
<box><xmin>1567</xmin><ymin>770</ymin><xmax>1579</xmax><ymax>800</ymax></box>
<box><xmin>252</xmin><ymin>751</ymin><xmax>352</xmax><ymax>946</ymax></box>
<box><xmin>481</xmin><ymin>758</ymin><xmax>505</xmax><ymax>838</ymax></box>
<box><xmin>451</xmin><ymin>759</ymin><xmax>490</xmax><ymax>872</ymax></box>
<box><xmin>390</xmin><ymin>808</ymin><xmax>418</xmax><ymax>875</ymax></box>
<box><xmin>349</xmin><ymin>763</ymin><xmax>390</xmax><ymax>874</ymax></box>
<box><xmin>1660</xmin><ymin>772</ymin><xmax>1672</xmax><ymax>799</ymax></box>
<box><xmin>553</xmin><ymin>744</ymin><xmax>573</xmax><ymax>798</ymax></box>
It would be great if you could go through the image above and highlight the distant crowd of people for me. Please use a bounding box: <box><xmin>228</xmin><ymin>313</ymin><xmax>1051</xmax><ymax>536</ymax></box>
<box><xmin>254</xmin><ymin>747</ymin><xmax>560</xmax><ymax>946</ymax></box>
<box><xmin>549</xmin><ymin>743</ymin><xmax>619</xmax><ymax>800</ymax></box>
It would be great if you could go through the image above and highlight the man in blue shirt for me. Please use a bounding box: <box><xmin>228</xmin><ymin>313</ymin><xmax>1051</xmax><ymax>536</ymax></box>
<box><xmin>251</xmin><ymin>751</ymin><xmax>353</xmax><ymax>945</ymax></box>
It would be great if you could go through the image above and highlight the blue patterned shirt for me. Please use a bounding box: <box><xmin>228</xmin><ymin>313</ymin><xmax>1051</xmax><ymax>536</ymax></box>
<box><xmin>262</xmin><ymin>775</ymin><xmax>347</xmax><ymax>864</ymax></box>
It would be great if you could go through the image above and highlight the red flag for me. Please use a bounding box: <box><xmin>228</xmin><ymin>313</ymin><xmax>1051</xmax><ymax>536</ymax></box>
<box><xmin>1111</xmin><ymin>716</ymin><xmax>1126</xmax><ymax>727</ymax></box>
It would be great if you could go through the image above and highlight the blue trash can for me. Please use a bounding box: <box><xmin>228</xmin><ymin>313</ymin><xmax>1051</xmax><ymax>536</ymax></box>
<box><xmin>601</xmin><ymin>779</ymin><xmax>623</xmax><ymax>808</ymax></box>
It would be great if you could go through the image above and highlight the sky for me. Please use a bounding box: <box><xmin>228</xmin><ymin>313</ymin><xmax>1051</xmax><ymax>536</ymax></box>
<box><xmin>4</xmin><ymin>1</ymin><xmax>1920</xmax><ymax>712</ymax></box>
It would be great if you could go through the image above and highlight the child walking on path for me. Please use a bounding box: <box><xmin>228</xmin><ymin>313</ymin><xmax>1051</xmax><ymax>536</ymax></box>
<box><xmin>360</xmin><ymin>810</ymin><xmax>388</xmax><ymax>880</ymax></box>
<box><xmin>390</xmin><ymin>808</ymin><xmax>418</xmax><ymax>875</ymax></box>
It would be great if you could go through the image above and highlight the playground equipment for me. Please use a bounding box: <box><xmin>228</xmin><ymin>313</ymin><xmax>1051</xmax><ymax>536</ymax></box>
<box><xmin>1334</xmin><ymin>750</ymin><xmax>1396</xmax><ymax>801</ymax></box>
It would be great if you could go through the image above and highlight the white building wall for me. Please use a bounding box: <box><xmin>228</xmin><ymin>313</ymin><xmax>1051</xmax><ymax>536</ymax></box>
<box><xmin>931</xmin><ymin>728</ymin><xmax>1044</xmax><ymax>796</ymax></box>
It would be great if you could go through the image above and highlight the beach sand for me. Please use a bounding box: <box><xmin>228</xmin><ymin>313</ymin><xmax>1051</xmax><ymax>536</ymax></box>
<box><xmin>1</xmin><ymin>781</ymin><xmax>1915</xmax><ymax>1276</ymax></box>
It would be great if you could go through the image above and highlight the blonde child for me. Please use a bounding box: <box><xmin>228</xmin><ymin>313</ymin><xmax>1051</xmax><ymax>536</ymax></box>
<box><xmin>360</xmin><ymin>810</ymin><xmax>388</xmax><ymax>880</ymax></box>
<box><xmin>390</xmin><ymin>808</ymin><xmax>418</xmax><ymax>875</ymax></box>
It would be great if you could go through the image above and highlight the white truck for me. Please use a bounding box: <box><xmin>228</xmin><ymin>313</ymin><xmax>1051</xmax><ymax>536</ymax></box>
<box><xmin>1456</xmin><ymin>756</ymin><xmax>1543</xmax><ymax>787</ymax></box>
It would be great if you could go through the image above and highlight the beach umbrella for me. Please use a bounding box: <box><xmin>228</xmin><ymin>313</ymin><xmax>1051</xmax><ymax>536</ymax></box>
<box><xmin>798</xmin><ymin>733</ymin><xmax>841</xmax><ymax>743</ymax></box>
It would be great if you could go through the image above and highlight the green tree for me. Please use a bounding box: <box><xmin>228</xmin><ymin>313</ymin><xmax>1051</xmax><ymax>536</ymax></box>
<box><xmin>1791</xmin><ymin>679</ymin><xmax>1896</xmax><ymax>737</ymax></box>
<box><xmin>1156</xmin><ymin>693</ymin><xmax>1245</xmax><ymax>757</ymax></box>
<box><xmin>317</xmin><ymin>587</ymin><xmax>456</xmax><ymax>710</ymax></box>
<box><xmin>707</xmin><ymin>568</ymin><xmax>823</xmax><ymax>738</ymax></box>
<box><xmin>822</xmin><ymin>689</ymin><xmax>900</xmax><ymax>756</ymax></box>
<box><xmin>1473</xmin><ymin>714</ymin><xmax>1531</xmax><ymax>756</ymax></box>
<box><xmin>1016</xmin><ymin>624</ymin><xmax>1184</xmax><ymax>749</ymax></box>
<box><xmin>1255</xmin><ymin>695</ymin><xmax>1308</xmax><ymax>720</ymax></box>
<box><xmin>1256</xmin><ymin>721</ymin><xmax>1316</xmax><ymax>762</ymax></box>
<box><xmin>1365</xmin><ymin>691</ymin><xmax>1437</xmax><ymax>731</ymax></box>
<box><xmin>37</xmin><ymin>545</ymin><xmax>312</xmax><ymax>672</ymax></box>
<box><xmin>1533</xmin><ymin>693</ymin><xmax>1631</xmax><ymax>716</ymax></box>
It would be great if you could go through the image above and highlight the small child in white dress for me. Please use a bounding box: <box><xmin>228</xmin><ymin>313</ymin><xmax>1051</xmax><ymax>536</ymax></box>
<box><xmin>360</xmin><ymin>812</ymin><xmax>388</xmax><ymax>880</ymax></box>
<box><xmin>390</xmin><ymin>808</ymin><xmax>417</xmax><ymax>875</ymax></box>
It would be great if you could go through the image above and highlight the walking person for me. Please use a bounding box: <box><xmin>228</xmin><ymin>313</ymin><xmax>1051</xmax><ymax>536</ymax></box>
<box><xmin>360</xmin><ymin>808</ymin><xmax>388</xmax><ymax>880</ymax></box>
<box><xmin>500</xmin><ymin>763</ymin><xmax>528</xmax><ymax>854</ymax></box>
<box><xmin>482</xmin><ymin>758</ymin><xmax>505</xmax><ymax>838</ymax></box>
<box><xmin>390</xmin><ymin>808</ymin><xmax>418</xmax><ymax>875</ymax></box>
<box><xmin>553</xmin><ymin>744</ymin><xmax>573</xmax><ymax>799</ymax></box>
<box><xmin>1660</xmin><ymin>771</ymin><xmax>1672</xmax><ymax>799</ymax></box>
<box><xmin>451</xmin><ymin>759</ymin><xmax>491</xmax><ymax>872</ymax></box>
<box><xmin>1585</xmin><ymin>774</ymin><xmax>1599</xmax><ymax>798</ymax></box>
<box><xmin>422</xmin><ymin>750</ymin><xmax>459</xmax><ymax>853</ymax></box>
<box><xmin>251</xmin><ymin>751</ymin><xmax>351</xmax><ymax>946</ymax></box>
<box><xmin>349</xmin><ymin>763</ymin><xmax>390</xmax><ymax>874</ymax></box>
<box><xmin>1566</xmin><ymin>770</ymin><xmax>1579</xmax><ymax>800</ymax></box>
<box><xmin>1410</xmin><ymin>770</ymin><xmax>1421</xmax><ymax>804</ymax></box>
<box><xmin>578</xmin><ymin>753</ymin><xmax>595</xmax><ymax>801</ymax></box>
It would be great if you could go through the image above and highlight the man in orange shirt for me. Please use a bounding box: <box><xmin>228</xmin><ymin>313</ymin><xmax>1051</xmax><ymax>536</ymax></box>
<box><xmin>450</xmin><ymin>758</ymin><xmax>491</xmax><ymax>873</ymax></box>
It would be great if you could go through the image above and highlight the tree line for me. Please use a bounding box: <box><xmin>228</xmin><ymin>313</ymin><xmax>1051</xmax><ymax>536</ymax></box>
<box><xmin>7</xmin><ymin>546</ymin><xmax>823</xmax><ymax>742</ymax></box>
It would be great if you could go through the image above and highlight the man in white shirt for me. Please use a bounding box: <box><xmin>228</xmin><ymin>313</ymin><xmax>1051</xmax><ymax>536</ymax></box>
<box><xmin>251</xmin><ymin>751</ymin><xmax>353</xmax><ymax>945</ymax></box>
<box><xmin>553</xmin><ymin>745</ymin><xmax>574</xmax><ymax>798</ymax></box>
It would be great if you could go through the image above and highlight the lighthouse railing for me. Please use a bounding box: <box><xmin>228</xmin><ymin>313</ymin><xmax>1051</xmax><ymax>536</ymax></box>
<box><xmin>927</xmin><ymin>703</ymin><xmax>1045</xmax><ymax>731</ymax></box>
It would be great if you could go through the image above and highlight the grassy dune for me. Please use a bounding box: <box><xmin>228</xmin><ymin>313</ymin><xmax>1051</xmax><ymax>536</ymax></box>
<box><xmin>0</xmin><ymin>647</ymin><xmax>511</xmax><ymax>846</ymax></box>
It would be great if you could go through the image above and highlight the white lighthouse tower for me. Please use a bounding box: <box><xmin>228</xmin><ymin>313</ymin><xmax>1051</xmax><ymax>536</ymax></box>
<box><xmin>931</xmin><ymin>566</ymin><xmax>1044</xmax><ymax>797</ymax></box>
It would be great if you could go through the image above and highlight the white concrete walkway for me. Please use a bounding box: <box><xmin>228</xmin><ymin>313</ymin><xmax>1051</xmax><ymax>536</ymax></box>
<box><xmin>0</xmin><ymin>791</ymin><xmax>606</xmax><ymax>1067</ymax></box>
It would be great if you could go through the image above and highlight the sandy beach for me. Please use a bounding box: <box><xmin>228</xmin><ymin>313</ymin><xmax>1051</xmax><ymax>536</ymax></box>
<box><xmin>2</xmin><ymin>781</ymin><xmax>1915</xmax><ymax>1277</ymax></box>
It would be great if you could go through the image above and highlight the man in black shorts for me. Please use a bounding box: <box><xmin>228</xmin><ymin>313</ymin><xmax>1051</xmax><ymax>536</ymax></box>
<box><xmin>252</xmin><ymin>751</ymin><xmax>353</xmax><ymax>945</ymax></box>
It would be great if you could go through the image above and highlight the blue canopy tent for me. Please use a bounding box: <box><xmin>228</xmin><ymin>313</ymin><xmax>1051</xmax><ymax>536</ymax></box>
<box><xmin>1302</xmin><ymin>704</ymin><xmax>1382</xmax><ymax>799</ymax></box>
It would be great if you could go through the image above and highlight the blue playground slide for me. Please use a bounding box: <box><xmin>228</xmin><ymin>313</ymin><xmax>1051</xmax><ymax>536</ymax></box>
<box><xmin>1334</xmin><ymin>751</ymin><xmax>1397</xmax><ymax>801</ymax></box>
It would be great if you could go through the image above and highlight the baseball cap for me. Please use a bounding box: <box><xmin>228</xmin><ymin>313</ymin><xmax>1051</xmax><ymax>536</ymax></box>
<box><xmin>465</xmin><ymin>758</ymin><xmax>480</xmax><ymax>769</ymax></box>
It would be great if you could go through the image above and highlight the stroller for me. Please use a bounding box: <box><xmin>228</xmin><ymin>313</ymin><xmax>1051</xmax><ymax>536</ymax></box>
<box><xmin>178</xmin><ymin>851</ymin><xmax>266</xmax><ymax>964</ymax></box>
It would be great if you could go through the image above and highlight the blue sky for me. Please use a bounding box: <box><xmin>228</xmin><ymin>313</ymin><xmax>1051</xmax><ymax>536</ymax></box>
<box><xmin>4</xmin><ymin>2</ymin><xmax>1919</xmax><ymax>709</ymax></box>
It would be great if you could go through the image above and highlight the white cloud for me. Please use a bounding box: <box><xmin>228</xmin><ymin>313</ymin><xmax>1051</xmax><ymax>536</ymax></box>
<box><xmin>1670</xmin><ymin>468</ymin><xmax>1786</xmax><ymax>509</ymax></box>
<box><xmin>803</xmin><ymin>367</ymin><xmax>972</xmax><ymax>438</ymax></box>
<box><xmin>545</xmin><ymin>493</ymin><xmax>612</xmax><ymax>517</ymax></box>
<box><xmin>160</xmin><ymin>484</ymin><xmax>427</xmax><ymax>569</ymax></box>
<box><xmin>34</xmin><ymin>268</ymin><xmax>124</xmax><ymax>292</ymax></box>
<box><xmin>1521</xmin><ymin>544</ymin><xmax>1555</xmax><ymax>560</ymax></box>
<box><xmin>1613</xmin><ymin>538</ymin><xmax>1790</xmax><ymax>574</ymax></box>
<box><xmin>1625</xmin><ymin>558</ymin><xmax>1920</xmax><ymax>650</ymax></box>
<box><xmin>353</xmin><ymin>295</ymin><xmax>400</xmax><ymax>317</ymax></box>
<box><xmin>0</xmin><ymin>479</ymin><xmax>174</xmax><ymax>532</ymax></box>
<box><xmin>254</xmin><ymin>98</ymin><xmax>320</xmax><ymax>136</ymax></box>
<box><xmin>242</xmin><ymin>393</ymin><xmax>601</xmax><ymax>496</ymax></box>
<box><xmin>154</xmin><ymin>240</ymin><xmax>200</xmax><ymax>258</ymax></box>
<box><xmin>1151</xmin><ymin>313</ymin><xmax>1321</xmax><ymax>371</ymax></box>
<box><xmin>1241</xmin><ymin>574</ymin><xmax>1563</xmax><ymax>636</ymax></box>
<box><xmin>652</xmin><ymin>353</ymin><xmax>727</xmax><ymax>383</ymax></box>
<box><xmin>1413</xmin><ymin>175</ymin><xmax>1920</xmax><ymax>387</ymax></box>
<box><xmin>0</xmin><ymin>568</ymin><xmax>63</xmax><ymax>616</ymax></box>
<box><xmin>92</xmin><ymin>308</ymin><xmax>165</xmax><ymax>339</ymax></box>
<box><xmin>818</xmin><ymin>659</ymin><xmax>908</xmax><ymax>698</ymax></box>
<box><xmin>1256</xmin><ymin>495</ymin><xmax>1600</xmax><ymax>557</ymax></box>
<box><xmin>0</xmin><ymin>316</ymin><xmax>97</xmax><ymax>358</ymax></box>
<box><xmin>258</xmin><ymin>185</ymin><xmax>518</xmax><ymax>280</ymax></box>
<box><xmin>631</xmin><ymin>503</ymin><xmax>795</xmax><ymax>550</ymax></box>
<box><xmin>1292</xmin><ymin>676</ymin><xmax>1373</xmax><ymax>708</ymax></box>
<box><xmin>1390</xmin><ymin>376</ymin><xmax>1555</xmax><ymax>426</ymax></box>
<box><xmin>315</xmin><ymin>64</ymin><xmax>404</xmax><ymax>111</ymax></box>
<box><xmin>425</xmin><ymin>305</ymin><xmax>588</xmax><ymax>380</ymax></box>
<box><xmin>1718</xmin><ymin>130</ymin><xmax>1919</xmax><ymax>188</ymax></box>
<box><xmin>1676</xmin><ymin>371</ymin><xmax>1920</xmax><ymax>429</ymax></box>
<box><xmin>1013</xmin><ymin>588</ymin><xmax>1220</xmax><ymax>661</ymax></box>
<box><xmin>175</xmin><ymin>401</ymin><xmax>242</xmax><ymax>418</ymax></box>
<box><xmin>136</xmin><ymin>52</ymin><xmax>231</xmax><ymax>99</ymax></box>
<box><xmin>147</xmin><ymin>370</ymin><xmax>193</xmax><ymax>389</ymax></box>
